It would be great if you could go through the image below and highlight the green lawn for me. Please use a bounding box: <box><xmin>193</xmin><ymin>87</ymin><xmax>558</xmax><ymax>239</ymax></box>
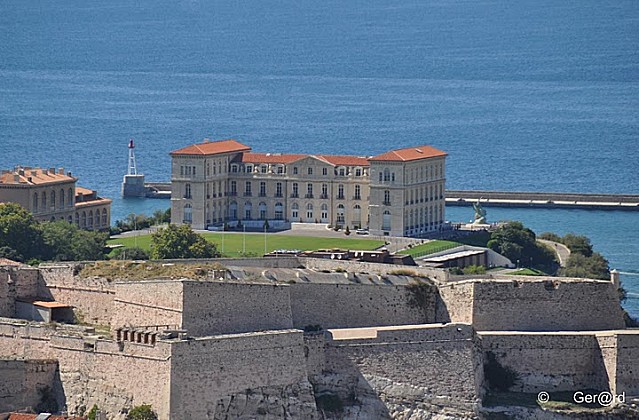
<box><xmin>398</xmin><ymin>240</ymin><xmax>462</xmax><ymax>258</ymax></box>
<box><xmin>108</xmin><ymin>232</ymin><xmax>385</xmax><ymax>257</ymax></box>
<box><xmin>510</xmin><ymin>268</ymin><xmax>546</xmax><ymax>276</ymax></box>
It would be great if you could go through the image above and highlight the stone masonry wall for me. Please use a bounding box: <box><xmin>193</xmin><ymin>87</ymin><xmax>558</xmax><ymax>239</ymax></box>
<box><xmin>39</xmin><ymin>265</ymin><xmax>114</xmax><ymax>325</ymax></box>
<box><xmin>480</xmin><ymin>333</ymin><xmax>609</xmax><ymax>393</ymax></box>
<box><xmin>298</xmin><ymin>257</ymin><xmax>449</xmax><ymax>283</ymax></box>
<box><xmin>289</xmin><ymin>283</ymin><xmax>436</xmax><ymax>330</ymax></box>
<box><xmin>0</xmin><ymin>319</ymin><xmax>172</xmax><ymax>419</ymax></box>
<box><xmin>609</xmin><ymin>332</ymin><xmax>639</xmax><ymax>395</ymax></box>
<box><xmin>169</xmin><ymin>330</ymin><xmax>317</xmax><ymax>419</ymax></box>
<box><xmin>181</xmin><ymin>281</ymin><xmax>293</xmax><ymax>336</ymax></box>
<box><xmin>471</xmin><ymin>279</ymin><xmax>625</xmax><ymax>331</ymax></box>
<box><xmin>0</xmin><ymin>267</ymin><xmax>40</xmax><ymax>318</ymax></box>
<box><xmin>436</xmin><ymin>281</ymin><xmax>474</xmax><ymax>324</ymax></box>
<box><xmin>313</xmin><ymin>324</ymin><xmax>483</xmax><ymax>419</ymax></box>
<box><xmin>0</xmin><ymin>358</ymin><xmax>58</xmax><ymax>413</ymax></box>
<box><xmin>111</xmin><ymin>281</ymin><xmax>184</xmax><ymax>329</ymax></box>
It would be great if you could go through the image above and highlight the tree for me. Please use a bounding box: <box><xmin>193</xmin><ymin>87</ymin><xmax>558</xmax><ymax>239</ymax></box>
<box><xmin>150</xmin><ymin>224</ymin><xmax>219</xmax><ymax>259</ymax></box>
<box><xmin>127</xmin><ymin>404</ymin><xmax>157</xmax><ymax>420</ymax></box>
<box><xmin>487</xmin><ymin>221</ymin><xmax>557</xmax><ymax>271</ymax></box>
<box><xmin>110</xmin><ymin>246</ymin><xmax>150</xmax><ymax>260</ymax></box>
<box><xmin>40</xmin><ymin>220</ymin><xmax>108</xmax><ymax>261</ymax></box>
<box><xmin>561</xmin><ymin>233</ymin><xmax>593</xmax><ymax>257</ymax></box>
<box><xmin>560</xmin><ymin>251</ymin><xmax>609</xmax><ymax>280</ymax></box>
<box><xmin>0</xmin><ymin>203</ymin><xmax>42</xmax><ymax>261</ymax></box>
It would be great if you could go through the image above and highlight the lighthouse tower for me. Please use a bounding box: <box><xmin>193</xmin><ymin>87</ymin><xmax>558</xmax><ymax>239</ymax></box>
<box><xmin>121</xmin><ymin>139</ymin><xmax>146</xmax><ymax>197</ymax></box>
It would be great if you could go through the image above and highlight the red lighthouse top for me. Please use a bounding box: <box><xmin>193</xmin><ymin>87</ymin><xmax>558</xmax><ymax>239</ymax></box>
<box><xmin>128</xmin><ymin>139</ymin><xmax>135</xmax><ymax>149</ymax></box>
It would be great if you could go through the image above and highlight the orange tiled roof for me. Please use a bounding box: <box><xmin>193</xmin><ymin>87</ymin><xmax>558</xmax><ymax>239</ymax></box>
<box><xmin>369</xmin><ymin>145</ymin><xmax>447</xmax><ymax>162</ymax></box>
<box><xmin>170</xmin><ymin>139</ymin><xmax>251</xmax><ymax>156</ymax></box>
<box><xmin>318</xmin><ymin>155</ymin><xmax>370</xmax><ymax>167</ymax></box>
<box><xmin>0</xmin><ymin>257</ymin><xmax>23</xmax><ymax>266</ymax></box>
<box><xmin>75</xmin><ymin>197</ymin><xmax>112</xmax><ymax>208</ymax></box>
<box><xmin>75</xmin><ymin>186</ymin><xmax>94</xmax><ymax>195</ymax></box>
<box><xmin>0</xmin><ymin>167</ymin><xmax>76</xmax><ymax>186</ymax></box>
<box><xmin>233</xmin><ymin>152</ymin><xmax>307</xmax><ymax>164</ymax></box>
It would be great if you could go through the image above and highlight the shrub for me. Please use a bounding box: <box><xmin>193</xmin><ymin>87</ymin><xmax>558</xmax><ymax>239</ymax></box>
<box><xmin>87</xmin><ymin>404</ymin><xmax>99</xmax><ymax>420</ymax></box>
<box><xmin>127</xmin><ymin>404</ymin><xmax>157</xmax><ymax>420</ymax></box>
<box><xmin>344</xmin><ymin>226</ymin><xmax>351</xmax><ymax>235</ymax></box>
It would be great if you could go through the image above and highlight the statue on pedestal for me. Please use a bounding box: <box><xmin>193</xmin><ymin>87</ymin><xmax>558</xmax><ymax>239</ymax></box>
<box><xmin>472</xmin><ymin>200</ymin><xmax>487</xmax><ymax>224</ymax></box>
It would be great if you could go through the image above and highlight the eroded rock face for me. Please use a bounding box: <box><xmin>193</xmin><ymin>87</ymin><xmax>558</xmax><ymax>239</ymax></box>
<box><xmin>213</xmin><ymin>381</ymin><xmax>319</xmax><ymax>420</ymax></box>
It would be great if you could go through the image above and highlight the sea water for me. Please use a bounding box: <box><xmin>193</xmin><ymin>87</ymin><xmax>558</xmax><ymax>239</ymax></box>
<box><xmin>0</xmin><ymin>0</ymin><xmax>637</xmax><ymax>315</ymax></box>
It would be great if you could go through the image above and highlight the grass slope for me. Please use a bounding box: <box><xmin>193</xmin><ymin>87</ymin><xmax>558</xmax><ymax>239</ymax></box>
<box><xmin>398</xmin><ymin>240</ymin><xmax>462</xmax><ymax>257</ymax></box>
<box><xmin>108</xmin><ymin>232</ymin><xmax>384</xmax><ymax>257</ymax></box>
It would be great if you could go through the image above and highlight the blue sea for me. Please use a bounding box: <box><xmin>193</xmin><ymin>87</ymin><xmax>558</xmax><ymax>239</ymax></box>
<box><xmin>0</xmin><ymin>0</ymin><xmax>637</xmax><ymax>316</ymax></box>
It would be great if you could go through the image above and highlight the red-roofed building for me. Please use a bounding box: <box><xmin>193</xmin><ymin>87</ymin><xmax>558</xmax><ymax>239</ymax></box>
<box><xmin>0</xmin><ymin>167</ymin><xmax>111</xmax><ymax>230</ymax></box>
<box><xmin>170</xmin><ymin>139</ymin><xmax>446</xmax><ymax>236</ymax></box>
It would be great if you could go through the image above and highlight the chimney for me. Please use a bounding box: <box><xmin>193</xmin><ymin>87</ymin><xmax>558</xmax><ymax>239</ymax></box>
<box><xmin>58</xmin><ymin>167</ymin><xmax>64</xmax><ymax>175</ymax></box>
<box><xmin>18</xmin><ymin>169</ymin><xmax>25</xmax><ymax>176</ymax></box>
<box><xmin>31</xmin><ymin>170</ymin><xmax>37</xmax><ymax>176</ymax></box>
<box><xmin>67</xmin><ymin>172</ymin><xmax>72</xmax><ymax>177</ymax></box>
<box><xmin>27</xmin><ymin>177</ymin><xmax>32</xmax><ymax>183</ymax></box>
<box><xmin>13</xmin><ymin>174</ymin><xmax>20</xmax><ymax>182</ymax></box>
<box><xmin>49</xmin><ymin>167</ymin><xmax>55</xmax><ymax>174</ymax></box>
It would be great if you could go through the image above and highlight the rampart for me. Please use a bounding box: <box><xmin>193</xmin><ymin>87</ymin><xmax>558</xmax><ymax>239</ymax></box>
<box><xmin>0</xmin><ymin>358</ymin><xmax>58</xmax><ymax>413</ymax></box>
<box><xmin>440</xmin><ymin>278</ymin><xmax>625</xmax><ymax>331</ymax></box>
<box><xmin>289</xmin><ymin>282</ymin><xmax>436</xmax><ymax>329</ymax></box>
<box><xmin>112</xmin><ymin>281</ymin><xmax>184</xmax><ymax>329</ymax></box>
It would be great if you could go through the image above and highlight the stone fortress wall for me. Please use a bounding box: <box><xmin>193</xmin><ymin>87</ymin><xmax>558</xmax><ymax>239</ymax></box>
<box><xmin>0</xmin><ymin>258</ymin><xmax>638</xmax><ymax>419</ymax></box>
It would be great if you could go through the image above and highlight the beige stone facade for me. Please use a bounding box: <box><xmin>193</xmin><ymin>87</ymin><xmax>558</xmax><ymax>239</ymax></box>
<box><xmin>0</xmin><ymin>167</ymin><xmax>111</xmax><ymax>230</ymax></box>
<box><xmin>170</xmin><ymin>139</ymin><xmax>447</xmax><ymax>237</ymax></box>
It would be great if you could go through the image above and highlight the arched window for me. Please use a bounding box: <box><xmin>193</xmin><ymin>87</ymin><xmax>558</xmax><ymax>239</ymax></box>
<box><xmin>336</xmin><ymin>204</ymin><xmax>345</xmax><ymax>224</ymax></box>
<box><xmin>68</xmin><ymin>188</ymin><xmax>73</xmax><ymax>206</ymax></box>
<box><xmin>382</xmin><ymin>210</ymin><xmax>391</xmax><ymax>231</ymax></box>
<box><xmin>42</xmin><ymin>192</ymin><xmax>47</xmax><ymax>209</ymax></box>
<box><xmin>185</xmin><ymin>183</ymin><xmax>192</xmax><ymax>199</ymax></box>
<box><xmin>353</xmin><ymin>204</ymin><xmax>361</xmax><ymax>225</ymax></box>
<box><xmin>244</xmin><ymin>202</ymin><xmax>252</xmax><ymax>220</ymax></box>
<box><xmin>259</xmin><ymin>202</ymin><xmax>267</xmax><ymax>220</ymax></box>
<box><xmin>320</xmin><ymin>204</ymin><xmax>328</xmax><ymax>222</ymax></box>
<box><xmin>60</xmin><ymin>189</ymin><xmax>65</xmax><ymax>208</ymax></box>
<box><xmin>75</xmin><ymin>213</ymin><xmax>79</xmax><ymax>226</ymax></box>
<box><xmin>51</xmin><ymin>190</ymin><xmax>56</xmax><ymax>210</ymax></box>
<box><xmin>81</xmin><ymin>211</ymin><xmax>86</xmax><ymax>228</ymax></box>
<box><xmin>274</xmin><ymin>203</ymin><xmax>283</xmax><ymax>220</ymax></box>
<box><xmin>291</xmin><ymin>203</ymin><xmax>299</xmax><ymax>220</ymax></box>
<box><xmin>88</xmin><ymin>210</ymin><xmax>93</xmax><ymax>228</ymax></box>
<box><xmin>67</xmin><ymin>215</ymin><xmax>72</xmax><ymax>223</ymax></box>
<box><xmin>33</xmin><ymin>193</ymin><xmax>38</xmax><ymax>212</ymax></box>
<box><xmin>229</xmin><ymin>201</ymin><xmax>238</xmax><ymax>220</ymax></box>
<box><xmin>306</xmin><ymin>203</ymin><xmax>313</xmax><ymax>221</ymax></box>
<box><xmin>94</xmin><ymin>211</ymin><xmax>100</xmax><ymax>227</ymax></box>
<box><xmin>184</xmin><ymin>204</ymin><xmax>192</xmax><ymax>223</ymax></box>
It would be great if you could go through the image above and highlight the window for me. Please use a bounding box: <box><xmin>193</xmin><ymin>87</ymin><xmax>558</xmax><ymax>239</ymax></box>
<box><xmin>230</xmin><ymin>181</ymin><xmax>237</xmax><ymax>195</ymax></box>
<box><xmin>33</xmin><ymin>193</ymin><xmax>38</xmax><ymax>212</ymax></box>
<box><xmin>292</xmin><ymin>182</ymin><xmax>299</xmax><ymax>197</ymax></box>
<box><xmin>184</xmin><ymin>184</ymin><xmax>192</xmax><ymax>199</ymax></box>
<box><xmin>261</xmin><ymin>165</ymin><xmax>268</xmax><ymax>173</ymax></box>
<box><xmin>230</xmin><ymin>202</ymin><xmax>238</xmax><ymax>220</ymax></box>
<box><xmin>321</xmin><ymin>204</ymin><xmax>328</xmax><ymax>221</ymax></box>
<box><xmin>322</xmin><ymin>167</ymin><xmax>328</xmax><ymax>176</ymax></box>
<box><xmin>259</xmin><ymin>181</ymin><xmax>266</xmax><ymax>196</ymax></box>
<box><xmin>321</xmin><ymin>183</ymin><xmax>328</xmax><ymax>198</ymax></box>
<box><xmin>244</xmin><ymin>202</ymin><xmax>252</xmax><ymax>219</ymax></box>
<box><xmin>308</xmin><ymin>167</ymin><xmax>313</xmax><ymax>175</ymax></box>
<box><xmin>384</xmin><ymin>190</ymin><xmax>390</xmax><ymax>205</ymax></box>
<box><xmin>102</xmin><ymin>209</ymin><xmax>107</xmax><ymax>226</ymax></box>
<box><xmin>81</xmin><ymin>211</ymin><xmax>86</xmax><ymax>227</ymax></box>
<box><xmin>306</xmin><ymin>183</ymin><xmax>313</xmax><ymax>198</ymax></box>
<box><xmin>336</xmin><ymin>204</ymin><xmax>345</xmax><ymax>224</ymax></box>
<box><xmin>51</xmin><ymin>190</ymin><xmax>56</xmax><ymax>210</ymax></box>
<box><xmin>277</xmin><ymin>166</ymin><xmax>284</xmax><ymax>174</ymax></box>
<box><xmin>68</xmin><ymin>188</ymin><xmax>73</xmax><ymax>206</ymax></box>
<box><xmin>306</xmin><ymin>203</ymin><xmax>313</xmax><ymax>220</ymax></box>
<box><xmin>246</xmin><ymin>165</ymin><xmax>253</xmax><ymax>173</ymax></box>
<box><xmin>337</xmin><ymin>184</ymin><xmax>344</xmax><ymax>199</ymax></box>
<box><xmin>95</xmin><ymin>211</ymin><xmax>100</xmax><ymax>227</ymax></box>
<box><xmin>259</xmin><ymin>202</ymin><xmax>267</xmax><ymax>220</ymax></box>
<box><xmin>379</xmin><ymin>172</ymin><xmax>383</xmax><ymax>182</ymax></box>
<box><xmin>276</xmin><ymin>182</ymin><xmax>283</xmax><ymax>197</ymax></box>
<box><xmin>60</xmin><ymin>189</ymin><xmax>65</xmax><ymax>208</ymax></box>
<box><xmin>293</xmin><ymin>167</ymin><xmax>298</xmax><ymax>175</ymax></box>
<box><xmin>75</xmin><ymin>213</ymin><xmax>79</xmax><ymax>226</ymax></box>
<box><xmin>88</xmin><ymin>210</ymin><xmax>93</xmax><ymax>228</ymax></box>
<box><xmin>275</xmin><ymin>203</ymin><xmax>283</xmax><ymax>220</ymax></box>
<box><xmin>382</xmin><ymin>210</ymin><xmax>391</xmax><ymax>231</ymax></box>
<box><xmin>339</xmin><ymin>167</ymin><xmax>345</xmax><ymax>176</ymax></box>
<box><xmin>355</xmin><ymin>168</ymin><xmax>362</xmax><ymax>177</ymax></box>
<box><xmin>291</xmin><ymin>203</ymin><xmax>299</xmax><ymax>220</ymax></box>
<box><xmin>353</xmin><ymin>204</ymin><xmax>361</xmax><ymax>225</ymax></box>
<box><xmin>383</xmin><ymin>168</ymin><xmax>390</xmax><ymax>182</ymax></box>
<box><xmin>180</xmin><ymin>166</ymin><xmax>184</xmax><ymax>176</ymax></box>
<box><xmin>231</xmin><ymin>164</ymin><xmax>238</xmax><ymax>173</ymax></box>
<box><xmin>245</xmin><ymin>181</ymin><xmax>252</xmax><ymax>196</ymax></box>
<box><xmin>42</xmin><ymin>192</ymin><xmax>47</xmax><ymax>209</ymax></box>
<box><xmin>184</xmin><ymin>204</ymin><xmax>192</xmax><ymax>223</ymax></box>
<box><xmin>354</xmin><ymin>185</ymin><xmax>361</xmax><ymax>200</ymax></box>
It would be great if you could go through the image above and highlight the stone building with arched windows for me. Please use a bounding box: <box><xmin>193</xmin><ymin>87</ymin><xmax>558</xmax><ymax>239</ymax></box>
<box><xmin>170</xmin><ymin>139</ymin><xmax>446</xmax><ymax>237</ymax></box>
<box><xmin>0</xmin><ymin>167</ymin><xmax>111</xmax><ymax>230</ymax></box>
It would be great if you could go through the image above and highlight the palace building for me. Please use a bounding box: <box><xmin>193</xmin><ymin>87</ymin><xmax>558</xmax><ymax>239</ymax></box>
<box><xmin>170</xmin><ymin>139</ymin><xmax>446</xmax><ymax>237</ymax></box>
<box><xmin>0</xmin><ymin>167</ymin><xmax>112</xmax><ymax>230</ymax></box>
